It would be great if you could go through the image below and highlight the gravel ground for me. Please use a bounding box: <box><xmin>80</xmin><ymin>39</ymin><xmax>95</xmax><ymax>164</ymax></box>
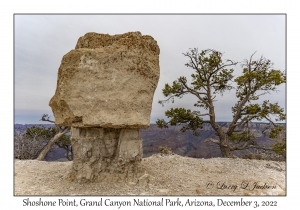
<box><xmin>14</xmin><ymin>154</ymin><xmax>286</xmax><ymax>196</ymax></box>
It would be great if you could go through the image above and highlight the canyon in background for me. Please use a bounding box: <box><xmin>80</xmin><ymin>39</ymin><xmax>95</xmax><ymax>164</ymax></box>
<box><xmin>14</xmin><ymin>122</ymin><xmax>284</xmax><ymax>161</ymax></box>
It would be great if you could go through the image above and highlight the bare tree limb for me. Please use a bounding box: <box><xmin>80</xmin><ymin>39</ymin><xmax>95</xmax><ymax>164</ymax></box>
<box><xmin>204</xmin><ymin>138</ymin><xmax>221</xmax><ymax>145</ymax></box>
<box><xmin>40</xmin><ymin>114</ymin><xmax>55</xmax><ymax>124</ymax></box>
<box><xmin>36</xmin><ymin>127</ymin><xmax>70</xmax><ymax>161</ymax></box>
<box><xmin>178</xmin><ymin>77</ymin><xmax>212</xmax><ymax>109</ymax></box>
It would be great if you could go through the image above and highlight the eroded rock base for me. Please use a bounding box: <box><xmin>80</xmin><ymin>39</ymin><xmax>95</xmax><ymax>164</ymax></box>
<box><xmin>68</xmin><ymin>127</ymin><xmax>144</xmax><ymax>182</ymax></box>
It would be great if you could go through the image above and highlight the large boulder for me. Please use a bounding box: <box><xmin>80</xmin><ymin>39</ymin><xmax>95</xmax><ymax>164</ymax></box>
<box><xmin>49</xmin><ymin>31</ymin><xmax>160</xmax><ymax>129</ymax></box>
<box><xmin>49</xmin><ymin>32</ymin><xmax>160</xmax><ymax>182</ymax></box>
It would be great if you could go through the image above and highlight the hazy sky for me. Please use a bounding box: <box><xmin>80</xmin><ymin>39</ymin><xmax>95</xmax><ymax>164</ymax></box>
<box><xmin>14</xmin><ymin>14</ymin><xmax>286</xmax><ymax>124</ymax></box>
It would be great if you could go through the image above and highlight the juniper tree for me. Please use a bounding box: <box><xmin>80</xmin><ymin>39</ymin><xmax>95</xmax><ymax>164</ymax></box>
<box><xmin>156</xmin><ymin>49</ymin><xmax>286</xmax><ymax>158</ymax></box>
<box><xmin>14</xmin><ymin>125</ymin><xmax>50</xmax><ymax>160</ymax></box>
<box><xmin>14</xmin><ymin>119</ymin><xmax>72</xmax><ymax>160</ymax></box>
<box><xmin>35</xmin><ymin>114</ymin><xmax>71</xmax><ymax>161</ymax></box>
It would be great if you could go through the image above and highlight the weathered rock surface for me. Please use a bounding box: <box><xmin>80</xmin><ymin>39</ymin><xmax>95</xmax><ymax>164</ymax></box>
<box><xmin>49</xmin><ymin>31</ymin><xmax>160</xmax><ymax>129</ymax></box>
<box><xmin>68</xmin><ymin>127</ymin><xmax>144</xmax><ymax>181</ymax></box>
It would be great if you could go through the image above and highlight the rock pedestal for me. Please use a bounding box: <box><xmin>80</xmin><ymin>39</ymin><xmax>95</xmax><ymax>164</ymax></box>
<box><xmin>49</xmin><ymin>32</ymin><xmax>160</xmax><ymax>182</ymax></box>
<box><xmin>68</xmin><ymin>127</ymin><xmax>143</xmax><ymax>181</ymax></box>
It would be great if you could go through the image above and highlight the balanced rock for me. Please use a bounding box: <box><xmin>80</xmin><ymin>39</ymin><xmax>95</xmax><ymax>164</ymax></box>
<box><xmin>49</xmin><ymin>32</ymin><xmax>160</xmax><ymax>182</ymax></box>
<box><xmin>49</xmin><ymin>31</ymin><xmax>160</xmax><ymax>129</ymax></box>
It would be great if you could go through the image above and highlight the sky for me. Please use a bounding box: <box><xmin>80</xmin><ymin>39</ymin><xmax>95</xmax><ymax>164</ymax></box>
<box><xmin>14</xmin><ymin>14</ymin><xmax>286</xmax><ymax>124</ymax></box>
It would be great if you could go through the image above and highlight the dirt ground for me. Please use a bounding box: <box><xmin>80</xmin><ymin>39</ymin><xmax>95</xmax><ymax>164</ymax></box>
<box><xmin>14</xmin><ymin>153</ymin><xmax>286</xmax><ymax>196</ymax></box>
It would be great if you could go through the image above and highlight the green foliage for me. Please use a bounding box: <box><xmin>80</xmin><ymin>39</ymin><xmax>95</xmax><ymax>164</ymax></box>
<box><xmin>14</xmin><ymin>127</ymin><xmax>49</xmax><ymax>160</ymax></box>
<box><xmin>25</xmin><ymin>126</ymin><xmax>71</xmax><ymax>145</ymax></box>
<box><xmin>229</xmin><ymin>131</ymin><xmax>255</xmax><ymax>143</ymax></box>
<box><xmin>235</xmin><ymin>56</ymin><xmax>285</xmax><ymax>101</ymax></box>
<box><xmin>269</xmin><ymin>125</ymin><xmax>285</xmax><ymax>139</ymax></box>
<box><xmin>156</xmin><ymin>108</ymin><xmax>203</xmax><ymax>136</ymax></box>
<box><xmin>157</xmin><ymin>48</ymin><xmax>239</xmax><ymax>134</ymax></box>
<box><xmin>156</xmin><ymin>48</ymin><xmax>286</xmax><ymax>156</ymax></box>
<box><xmin>156</xmin><ymin>119</ymin><xmax>169</xmax><ymax>129</ymax></box>
<box><xmin>269</xmin><ymin>125</ymin><xmax>286</xmax><ymax>156</ymax></box>
<box><xmin>191</xmin><ymin>49</ymin><xmax>236</xmax><ymax>94</ymax></box>
<box><xmin>162</xmin><ymin>77</ymin><xmax>186</xmax><ymax>98</ymax></box>
<box><xmin>272</xmin><ymin>138</ymin><xmax>286</xmax><ymax>156</ymax></box>
<box><xmin>56</xmin><ymin>132</ymin><xmax>70</xmax><ymax>146</ymax></box>
<box><xmin>245</xmin><ymin>104</ymin><xmax>261</xmax><ymax>115</ymax></box>
<box><xmin>231</xmin><ymin>101</ymin><xmax>286</xmax><ymax>123</ymax></box>
<box><xmin>15</xmin><ymin>125</ymin><xmax>71</xmax><ymax>160</ymax></box>
<box><xmin>159</xmin><ymin>49</ymin><xmax>237</xmax><ymax>107</ymax></box>
<box><xmin>26</xmin><ymin>126</ymin><xmax>55</xmax><ymax>139</ymax></box>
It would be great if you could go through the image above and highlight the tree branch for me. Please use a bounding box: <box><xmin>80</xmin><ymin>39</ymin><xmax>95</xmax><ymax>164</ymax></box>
<box><xmin>40</xmin><ymin>114</ymin><xmax>55</xmax><ymax>124</ymax></box>
<box><xmin>211</xmin><ymin>61</ymin><xmax>238</xmax><ymax>75</ymax></box>
<box><xmin>192</xmin><ymin>111</ymin><xmax>212</xmax><ymax>117</ymax></box>
<box><xmin>159</xmin><ymin>90</ymin><xmax>190</xmax><ymax>105</ymax></box>
<box><xmin>204</xmin><ymin>138</ymin><xmax>221</xmax><ymax>145</ymax></box>
<box><xmin>230</xmin><ymin>144</ymin><xmax>273</xmax><ymax>151</ymax></box>
<box><xmin>234</xmin><ymin>113</ymin><xmax>261</xmax><ymax>128</ymax></box>
<box><xmin>178</xmin><ymin>77</ymin><xmax>212</xmax><ymax>109</ymax></box>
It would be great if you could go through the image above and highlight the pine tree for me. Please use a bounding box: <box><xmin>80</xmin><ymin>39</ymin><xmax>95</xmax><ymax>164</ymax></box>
<box><xmin>157</xmin><ymin>49</ymin><xmax>286</xmax><ymax>158</ymax></box>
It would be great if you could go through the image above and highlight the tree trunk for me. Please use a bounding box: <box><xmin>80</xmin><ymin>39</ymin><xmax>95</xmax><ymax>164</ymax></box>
<box><xmin>36</xmin><ymin>130</ymin><xmax>69</xmax><ymax>161</ymax></box>
<box><xmin>218</xmin><ymin>133</ymin><xmax>234</xmax><ymax>158</ymax></box>
<box><xmin>219</xmin><ymin>145</ymin><xmax>234</xmax><ymax>158</ymax></box>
